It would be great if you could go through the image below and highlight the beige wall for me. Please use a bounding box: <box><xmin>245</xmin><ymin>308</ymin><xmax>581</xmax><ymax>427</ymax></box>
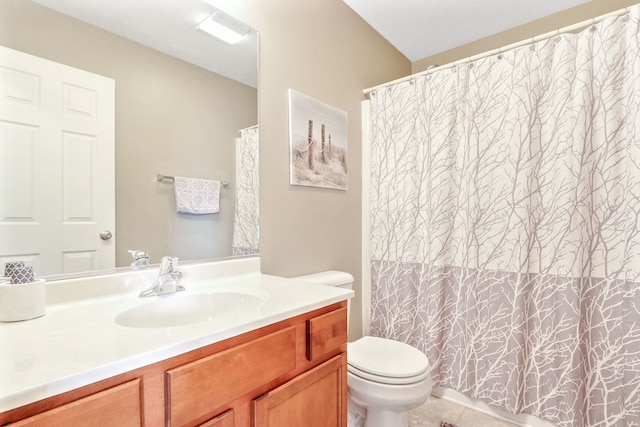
<box><xmin>1</xmin><ymin>0</ymin><xmax>409</xmax><ymax>338</ymax></box>
<box><xmin>227</xmin><ymin>0</ymin><xmax>640</xmax><ymax>339</ymax></box>
<box><xmin>0</xmin><ymin>1</ymin><xmax>257</xmax><ymax>267</ymax></box>
<box><xmin>4</xmin><ymin>0</ymin><xmax>630</xmax><ymax>339</ymax></box>
<box><xmin>217</xmin><ymin>0</ymin><xmax>411</xmax><ymax>338</ymax></box>
<box><xmin>413</xmin><ymin>0</ymin><xmax>640</xmax><ymax>73</ymax></box>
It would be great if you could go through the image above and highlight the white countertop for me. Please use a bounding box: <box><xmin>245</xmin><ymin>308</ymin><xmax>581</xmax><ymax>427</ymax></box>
<box><xmin>0</xmin><ymin>257</ymin><xmax>353</xmax><ymax>412</ymax></box>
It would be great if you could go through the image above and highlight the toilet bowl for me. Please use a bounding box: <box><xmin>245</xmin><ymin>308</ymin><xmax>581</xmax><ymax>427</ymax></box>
<box><xmin>293</xmin><ymin>271</ymin><xmax>432</xmax><ymax>427</ymax></box>
<box><xmin>347</xmin><ymin>336</ymin><xmax>432</xmax><ymax>427</ymax></box>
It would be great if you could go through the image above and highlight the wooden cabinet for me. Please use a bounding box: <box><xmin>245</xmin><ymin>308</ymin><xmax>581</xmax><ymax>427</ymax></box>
<box><xmin>0</xmin><ymin>302</ymin><xmax>348</xmax><ymax>427</ymax></box>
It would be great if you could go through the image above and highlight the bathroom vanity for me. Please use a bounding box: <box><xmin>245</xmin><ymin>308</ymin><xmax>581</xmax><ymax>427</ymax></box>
<box><xmin>0</xmin><ymin>257</ymin><xmax>352</xmax><ymax>426</ymax></box>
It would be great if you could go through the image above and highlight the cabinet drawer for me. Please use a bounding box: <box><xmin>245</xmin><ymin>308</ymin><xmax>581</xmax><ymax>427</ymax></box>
<box><xmin>166</xmin><ymin>326</ymin><xmax>297</xmax><ymax>426</ymax></box>
<box><xmin>307</xmin><ymin>307</ymin><xmax>347</xmax><ymax>361</ymax></box>
<box><xmin>11</xmin><ymin>379</ymin><xmax>142</xmax><ymax>427</ymax></box>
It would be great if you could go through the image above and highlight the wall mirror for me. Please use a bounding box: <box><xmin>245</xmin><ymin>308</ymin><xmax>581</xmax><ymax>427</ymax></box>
<box><xmin>0</xmin><ymin>0</ymin><xmax>259</xmax><ymax>278</ymax></box>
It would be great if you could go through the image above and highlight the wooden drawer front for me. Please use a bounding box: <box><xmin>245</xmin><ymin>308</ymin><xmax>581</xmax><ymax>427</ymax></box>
<box><xmin>11</xmin><ymin>379</ymin><xmax>142</xmax><ymax>427</ymax></box>
<box><xmin>167</xmin><ymin>326</ymin><xmax>297</xmax><ymax>426</ymax></box>
<box><xmin>307</xmin><ymin>307</ymin><xmax>347</xmax><ymax>361</ymax></box>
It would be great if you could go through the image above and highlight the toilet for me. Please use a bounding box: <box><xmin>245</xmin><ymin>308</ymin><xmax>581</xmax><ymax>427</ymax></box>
<box><xmin>293</xmin><ymin>271</ymin><xmax>432</xmax><ymax>427</ymax></box>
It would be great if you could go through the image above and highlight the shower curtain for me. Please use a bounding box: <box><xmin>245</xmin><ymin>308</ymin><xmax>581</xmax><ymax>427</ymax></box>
<box><xmin>232</xmin><ymin>126</ymin><xmax>259</xmax><ymax>255</ymax></box>
<box><xmin>368</xmin><ymin>7</ymin><xmax>640</xmax><ymax>427</ymax></box>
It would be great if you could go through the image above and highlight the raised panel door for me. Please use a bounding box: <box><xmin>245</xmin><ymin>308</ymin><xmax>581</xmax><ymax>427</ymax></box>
<box><xmin>198</xmin><ymin>409</ymin><xmax>234</xmax><ymax>427</ymax></box>
<box><xmin>0</xmin><ymin>45</ymin><xmax>115</xmax><ymax>275</ymax></box>
<box><xmin>253</xmin><ymin>354</ymin><xmax>347</xmax><ymax>427</ymax></box>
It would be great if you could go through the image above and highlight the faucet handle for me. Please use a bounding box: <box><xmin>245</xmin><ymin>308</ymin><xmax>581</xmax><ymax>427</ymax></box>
<box><xmin>129</xmin><ymin>249</ymin><xmax>148</xmax><ymax>258</ymax></box>
<box><xmin>128</xmin><ymin>250</ymin><xmax>150</xmax><ymax>268</ymax></box>
<box><xmin>159</xmin><ymin>256</ymin><xmax>179</xmax><ymax>274</ymax></box>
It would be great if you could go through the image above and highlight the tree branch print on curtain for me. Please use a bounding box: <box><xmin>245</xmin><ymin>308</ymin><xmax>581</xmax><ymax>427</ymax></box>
<box><xmin>232</xmin><ymin>126</ymin><xmax>259</xmax><ymax>255</ymax></box>
<box><xmin>369</xmin><ymin>8</ymin><xmax>640</xmax><ymax>427</ymax></box>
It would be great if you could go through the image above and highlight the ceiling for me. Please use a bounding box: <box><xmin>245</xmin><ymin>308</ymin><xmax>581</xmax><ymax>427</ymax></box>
<box><xmin>31</xmin><ymin>0</ymin><xmax>595</xmax><ymax>83</ymax></box>
<box><xmin>343</xmin><ymin>0</ymin><xmax>592</xmax><ymax>62</ymax></box>
<box><xmin>32</xmin><ymin>0</ymin><xmax>258</xmax><ymax>88</ymax></box>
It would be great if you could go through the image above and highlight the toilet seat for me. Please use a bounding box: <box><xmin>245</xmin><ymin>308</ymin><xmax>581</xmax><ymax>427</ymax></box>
<box><xmin>347</xmin><ymin>336</ymin><xmax>430</xmax><ymax>385</ymax></box>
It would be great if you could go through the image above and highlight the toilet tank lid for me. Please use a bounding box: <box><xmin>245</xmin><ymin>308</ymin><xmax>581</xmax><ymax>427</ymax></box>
<box><xmin>292</xmin><ymin>270</ymin><xmax>354</xmax><ymax>287</ymax></box>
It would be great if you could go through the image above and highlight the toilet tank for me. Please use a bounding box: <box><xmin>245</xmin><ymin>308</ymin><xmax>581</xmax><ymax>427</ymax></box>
<box><xmin>292</xmin><ymin>270</ymin><xmax>354</xmax><ymax>330</ymax></box>
<box><xmin>292</xmin><ymin>270</ymin><xmax>354</xmax><ymax>290</ymax></box>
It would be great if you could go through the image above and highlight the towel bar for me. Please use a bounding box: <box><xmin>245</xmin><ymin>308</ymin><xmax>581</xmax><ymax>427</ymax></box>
<box><xmin>157</xmin><ymin>174</ymin><xmax>229</xmax><ymax>188</ymax></box>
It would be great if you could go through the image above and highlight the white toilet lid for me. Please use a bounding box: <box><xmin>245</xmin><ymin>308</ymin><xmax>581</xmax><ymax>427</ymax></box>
<box><xmin>347</xmin><ymin>336</ymin><xmax>430</xmax><ymax>385</ymax></box>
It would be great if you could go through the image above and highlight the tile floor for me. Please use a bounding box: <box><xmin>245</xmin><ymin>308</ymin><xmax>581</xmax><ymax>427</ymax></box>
<box><xmin>409</xmin><ymin>396</ymin><xmax>520</xmax><ymax>427</ymax></box>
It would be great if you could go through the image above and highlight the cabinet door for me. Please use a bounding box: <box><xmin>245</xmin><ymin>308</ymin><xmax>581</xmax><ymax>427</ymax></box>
<box><xmin>10</xmin><ymin>379</ymin><xmax>141</xmax><ymax>427</ymax></box>
<box><xmin>198</xmin><ymin>409</ymin><xmax>234</xmax><ymax>427</ymax></box>
<box><xmin>253</xmin><ymin>354</ymin><xmax>347</xmax><ymax>427</ymax></box>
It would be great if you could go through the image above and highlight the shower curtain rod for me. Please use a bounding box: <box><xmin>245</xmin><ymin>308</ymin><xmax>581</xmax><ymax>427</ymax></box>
<box><xmin>363</xmin><ymin>5</ymin><xmax>633</xmax><ymax>96</ymax></box>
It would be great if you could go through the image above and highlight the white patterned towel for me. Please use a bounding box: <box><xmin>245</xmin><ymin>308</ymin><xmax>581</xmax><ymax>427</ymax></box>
<box><xmin>173</xmin><ymin>176</ymin><xmax>220</xmax><ymax>214</ymax></box>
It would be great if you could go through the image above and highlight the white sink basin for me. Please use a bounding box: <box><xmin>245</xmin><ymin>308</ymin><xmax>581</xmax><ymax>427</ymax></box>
<box><xmin>115</xmin><ymin>290</ymin><xmax>268</xmax><ymax>328</ymax></box>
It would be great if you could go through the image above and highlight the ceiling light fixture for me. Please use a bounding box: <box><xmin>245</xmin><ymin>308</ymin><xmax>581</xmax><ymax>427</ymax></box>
<box><xmin>196</xmin><ymin>11</ymin><xmax>251</xmax><ymax>44</ymax></box>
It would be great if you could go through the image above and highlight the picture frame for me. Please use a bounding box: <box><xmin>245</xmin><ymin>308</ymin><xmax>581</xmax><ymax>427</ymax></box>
<box><xmin>288</xmin><ymin>89</ymin><xmax>348</xmax><ymax>190</ymax></box>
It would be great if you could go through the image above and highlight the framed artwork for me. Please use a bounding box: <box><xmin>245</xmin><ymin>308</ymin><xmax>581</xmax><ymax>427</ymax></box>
<box><xmin>288</xmin><ymin>89</ymin><xmax>348</xmax><ymax>190</ymax></box>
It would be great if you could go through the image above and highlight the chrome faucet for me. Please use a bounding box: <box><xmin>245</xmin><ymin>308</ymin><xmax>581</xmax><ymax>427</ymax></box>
<box><xmin>139</xmin><ymin>256</ymin><xmax>184</xmax><ymax>297</ymax></box>
<box><xmin>128</xmin><ymin>250</ymin><xmax>150</xmax><ymax>268</ymax></box>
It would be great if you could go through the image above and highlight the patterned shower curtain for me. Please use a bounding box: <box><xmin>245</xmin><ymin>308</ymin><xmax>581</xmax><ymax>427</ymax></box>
<box><xmin>232</xmin><ymin>126</ymin><xmax>259</xmax><ymax>255</ymax></box>
<box><xmin>368</xmin><ymin>7</ymin><xmax>640</xmax><ymax>427</ymax></box>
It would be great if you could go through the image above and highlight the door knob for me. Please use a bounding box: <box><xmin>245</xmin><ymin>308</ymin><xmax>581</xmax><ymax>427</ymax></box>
<box><xmin>100</xmin><ymin>230</ymin><xmax>113</xmax><ymax>241</ymax></box>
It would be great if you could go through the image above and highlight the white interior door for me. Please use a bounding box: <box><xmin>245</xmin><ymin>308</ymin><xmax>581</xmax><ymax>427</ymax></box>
<box><xmin>0</xmin><ymin>45</ymin><xmax>115</xmax><ymax>276</ymax></box>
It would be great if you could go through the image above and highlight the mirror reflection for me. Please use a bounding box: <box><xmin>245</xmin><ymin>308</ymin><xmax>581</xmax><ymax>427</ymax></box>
<box><xmin>0</xmin><ymin>0</ymin><xmax>259</xmax><ymax>277</ymax></box>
